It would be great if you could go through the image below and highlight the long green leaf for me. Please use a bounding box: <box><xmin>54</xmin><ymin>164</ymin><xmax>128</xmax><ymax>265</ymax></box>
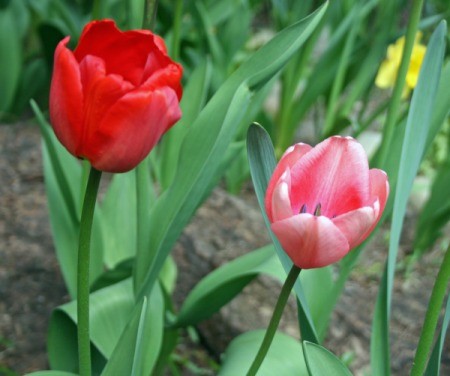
<box><xmin>424</xmin><ymin>294</ymin><xmax>450</xmax><ymax>376</ymax></box>
<box><xmin>101</xmin><ymin>284</ymin><xmax>164</xmax><ymax>376</ymax></box>
<box><xmin>0</xmin><ymin>4</ymin><xmax>21</xmax><ymax>115</ymax></box>
<box><xmin>48</xmin><ymin>279</ymin><xmax>134</xmax><ymax>368</ymax></box>
<box><xmin>246</xmin><ymin>122</ymin><xmax>319</xmax><ymax>343</ymax></box>
<box><xmin>159</xmin><ymin>59</ymin><xmax>212</xmax><ymax>190</ymax></box>
<box><xmin>25</xmin><ymin>372</ymin><xmax>78</xmax><ymax>376</ymax></box>
<box><xmin>371</xmin><ymin>21</ymin><xmax>447</xmax><ymax>375</ymax></box>
<box><xmin>303</xmin><ymin>341</ymin><xmax>353</xmax><ymax>376</ymax></box>
<box><xmin>134</xmin><ymin>3</ymin><xmax>329</xmax><ymax>300</ymax></box>
<box><xmin>219</xmin><ymin>330</ymin><xmax>308</xmax><ymax>375</ymax></box>
<box><xmin>173</xmin><ymin>245</ymin><xmax>284</xmax><ymax>328</ymax></box>
<box><xmin>101</xmin><ymin>172</ymin><xmax>137</xmax><ymax>268</ymax></box>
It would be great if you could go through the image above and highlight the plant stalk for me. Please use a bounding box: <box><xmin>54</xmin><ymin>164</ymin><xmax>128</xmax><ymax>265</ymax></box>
<box><xmin>246</xmin><ymin>265</ymin><xmax>301</xmax><ymax>375</ymax></box>
<box><xmin>77</xmin><ymin>167</ymin><xmax>102</xmax><ymax>376</ymax></box>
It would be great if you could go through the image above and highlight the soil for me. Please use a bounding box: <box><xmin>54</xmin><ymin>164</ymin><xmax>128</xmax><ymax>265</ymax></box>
<box><xmin>0</xmin><ymin>123</ymin><xmax>449</xmax><ymax>375</ymax></box>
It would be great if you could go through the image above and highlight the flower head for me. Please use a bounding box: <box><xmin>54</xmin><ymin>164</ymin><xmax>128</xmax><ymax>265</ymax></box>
<box><xmin>50</xmin><ymin>20</ymin><xmax>183</xmax><ymax>173</ymax></box>
<box><xmin>265</xmin><ymin>136</ymin><xmax>389</xmax><ymax>269</ymax></box>
<box><xmin>375</xmin><ymin>32</ymin><xmax>426</xmax><ymax>97</ymax></box>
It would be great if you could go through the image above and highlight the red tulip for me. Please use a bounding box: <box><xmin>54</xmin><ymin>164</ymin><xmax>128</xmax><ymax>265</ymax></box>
<box><xmin>265</xmin><ymin>136</ymin><xmax>389</xmax><ymax>269</ymax></box>
<box><xmin>49</xmin><ymin>20</ymin><xmax>183</xmax><ymax>173</ymax></box>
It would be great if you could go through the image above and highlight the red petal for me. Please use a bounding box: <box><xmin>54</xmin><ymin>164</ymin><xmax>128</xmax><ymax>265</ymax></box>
<box><xmin>272</xmin><ymin>215</ymin><xmax>349</xmax><ymax>269</ymax></box>
<box><xmin>265</xmin><ymin>143</ymin><xmax>312</xmax><ymax>221</ymax></box>
<box><xmin>49</xmin><ymin>37</ymin><xmax>83</xmax><ymax>156</ymax></box>
<box><xmin>76</xmin><ymin>55</ymin><xmax>133</xmax><ymax>156</ymax></box>
<box><xmin>74</xmin><ymin>20</ymin><xmax>166</xmax><ymax>86</ymax></box>
<box><xmin>289</xmin><ymin>136</ymin><xmax>370</xmax><ymax>217</ymax></box>
<box><xmin>85</xmin><ymin>87</ymin><xmax>181</xmax><ymax>172</ymax></box>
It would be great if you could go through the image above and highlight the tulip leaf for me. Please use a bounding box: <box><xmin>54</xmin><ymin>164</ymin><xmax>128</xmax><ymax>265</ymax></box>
<box><xmin>173</xmin><ymin>245</ymin><xmax>284</xmax><ymax>328</ymax></box>
<box><xmin>303</xmin><ymin>341</ymin><xmax>353</xmax><ymax>376</ymax></box>
<box><xmin>218</xmin><ymin>330</ymin><xmax>308</xmax><ymax>376</ymax></box>
<box><xmin>134</xmin><ymin>2</ymin><xmax>329</xmax><ymax>300</ymax></box>
<box><xmin>48</xmin><ymin>279</ymin><xmax>134</xmax><ymax>370</ymax></box>
<box><xmin>101</xmin><ymin>284</ymin><xmax>164</xmax><ymax>376</ymax></box>
<box><xmin>0</xmin><ymin>4</ymin><xmax>21</xmax><ymax>116</ymax></box>
<box><xmin>371</xmin><ymin>21</ymin><xmax>447</xmax><ymax>375</ymax></box>
<box><xmin>424</xmin><ymin>294</ymin><xmax>450</xmax><ymax>376</ymax></box>
<box><xmin>412</xmin><ymin>61</ymin><xmax>450</xmax><ymax>258</ymax></box>
<box><xmin>25</xmin><ymin>372</ymin><xmax>78</xmax><ymax>376</ymax></box>
<box><xmin>158</xmin><ymin>58</ymin><xmax>212</xmax><ymax>190</ymax></box>
<box><xmin>34</xmin><ymin>100</ymin><xmax>104</xmax><ymax>298</ymax></box>
<box><xmin>48</xmin><ymin>279</ymin><xmax>164</xmax><ymax>375</ymax></box>
<box><xmin>246</xmin><ymin>122</ymin><xmax>319</xmax><ymax>343</ymax></box>
<box><xmin>100</xmin><ymin>171</ymin><xmax>137</xmax><ymax>268</ymax></box>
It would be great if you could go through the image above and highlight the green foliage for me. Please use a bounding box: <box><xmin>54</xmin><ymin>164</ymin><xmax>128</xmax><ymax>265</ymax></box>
<box><xmin>303</xmin><ymin>341</ymin><xmax>353</xmax><ymax>376</ymax></box>
<box><xmin>219</xmin><ymin>330</ymin><xmax>308</xmax><ymax>375</ymax></box>
<box><xmin>371</xmin><ymin>21</ymin><xmax>447</xmax><ymax>375</ymax></box>
<box><xmin>246</xmin><ymin>123</ymin><xmax>319</xmax><ymax>343</ymax></box>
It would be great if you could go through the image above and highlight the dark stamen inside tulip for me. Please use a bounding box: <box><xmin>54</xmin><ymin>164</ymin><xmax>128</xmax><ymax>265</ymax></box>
<box><xmin>314</xmin><ymin>203</ymin><xmax>321</xmax><ymax>216</ymax></box>
<box><xmin>300</xmin><ymin>204</ymin><xmax>307</xmax><ymax>214</ymax></box>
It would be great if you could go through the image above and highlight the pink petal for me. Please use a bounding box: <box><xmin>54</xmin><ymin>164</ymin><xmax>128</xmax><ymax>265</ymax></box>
<box><xmin>271</xmin><ymin>215</ymin><xmax>349</xmax><ymax>269</ymax></box>
<box><xmin>289</xmin><ymin>136</ymin><xmax>371</xmax><ymax>217</ymax></box>
<box><xmin>265</xmin><ymin>143</ymin><xmax>312</xmax><ymax>221</ymax></box>
<box><xmin>332</xmin><ymin>206</ymin><xmax>377</xmax><ymax>249</ymax></box>
<box><xmin>369</xmin><ymin>169</ymin><xmax>389</xmax><ymax>222</ymax></box>
<box><xmin>49</xmin><ymin>37</ymin><xmax>84</xmax><ymax>156</ymax></box>
<box><xmin>271</xmin><ymin>171</ymin><xmax>293</xmax><ymax>222</ymax></box>
<box><xmin>86</xmin><ymin>87</ymin><xmax>181</xmax><ymax>172</ymax></box>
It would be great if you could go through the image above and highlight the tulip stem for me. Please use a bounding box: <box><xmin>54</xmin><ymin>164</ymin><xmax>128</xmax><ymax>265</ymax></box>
<box><xmin>246</xmin><ymin>265</ymin><xmax>301</xmax><ymax>376</ymax></box>
<box><xmin>77</xmin><ymin>167</ymin><xmax>102</xmax><ymax>376</ymax></box>
<box><xmin>411</xmin><ymin>244</ymin><xmax>450</xmax><ymax>376</ymax></box>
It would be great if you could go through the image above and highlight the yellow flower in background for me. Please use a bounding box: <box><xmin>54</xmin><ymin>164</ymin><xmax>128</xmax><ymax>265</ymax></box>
<box><xmin>375</xmin><ymin>32</ymin><xmax>426</xmax><ymax>97</ymax></box>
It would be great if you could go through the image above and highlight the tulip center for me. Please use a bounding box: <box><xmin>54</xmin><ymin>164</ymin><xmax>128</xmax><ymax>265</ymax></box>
<box><xmin>299</xmin><ymin>203</ymin><xmax>322</xmax><ymax>216</ymax></box>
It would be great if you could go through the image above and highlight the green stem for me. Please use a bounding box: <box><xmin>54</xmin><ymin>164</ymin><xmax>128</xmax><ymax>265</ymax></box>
<box><xmin>376</xmin><ymin>0</ymin><xmax>424</xmax><ymax>168</ymax></box>
<box><xmin>171</xmin><ymin>0</ymin><xmax>183</xmax><ymax>61</ymax></box>
<box><xmin>77</xmin><ymin>167</ymin><xmax>102</xmax><ymax>376</ymax></box>
<box><xmin>246</xmin><ymin>265</ymin><xmax>301</xmax><ymax>376</ymax></box>
<box><xmin>143</xmin><ymin>0</ymin><xmax>158</xmax><ymax>30</ymax></box>
<box><xmin>411</xmin><ymin>245</ymin><xmax>450</xmax><ymax>376</ymax></box>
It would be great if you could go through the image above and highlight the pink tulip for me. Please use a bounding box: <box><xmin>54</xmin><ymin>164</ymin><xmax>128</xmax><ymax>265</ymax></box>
<box><xmin>265</xmin><ymin>136</ymin><xmax>389</xmax><ymax>269</ymax></box>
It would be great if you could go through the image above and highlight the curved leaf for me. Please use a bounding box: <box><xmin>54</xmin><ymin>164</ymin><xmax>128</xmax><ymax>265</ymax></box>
<box><xmin>303</xmin><ymin>341</ymin><xmax>352</xmax><ymax>376</ymax></box>
<box><xmin>173</xmin><ymin>245</ymin><xmax>283</xmax><ymax>327</ymax></box>
<box><xmin>134</xmin><ymin>3</ymin><xmax>329</xmax><ymax>300</ymax></box>
<box><xmin>219</xmin><ymin>330</ymin><xmax>307</xmax><ymax>376</ymax></box>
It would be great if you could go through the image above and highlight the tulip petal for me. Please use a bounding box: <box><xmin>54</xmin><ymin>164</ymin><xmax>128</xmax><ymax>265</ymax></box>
<box><xmin>265</xmin><ymin>143</ymin><xmax>312</xmax><ymax>221</ymax></box>
<box><xmin>141</xmin><ymin>62</ymin><xmax>183</xmax><ymax>100</ymax></box>
<box><xmin>74</xmin><ymin>20</ymin><xmax>166</xmax><ymax>86</ymax></box>
<box><xmin>271</xmin><ymin>215</ymin><xmax>349</xmax><ymax>269</ymax></box>
<box><xmin>332</xmin><ymin>206</ymin><xmax>377</xmax><ymax>249</ymax></box>
<box><xmin>369</xmin><ymin>169</ymin><xmax>389</xmax><ymax>218</ymax></box>
<box><xmin>87</xmin><ymin>87</ymin><xmax>181</xmax><ymax>172</ymax></box>
<box><xmin>271</xmin><ymin>172</ymin><xmax>293</xmax><ymax>222</ymax></box>
<box><xmin>289</xmin><ymin>136</ymin><xmax>371</xmax><ymax>217</ymax></box>
<box><xmin>76</xmin><ymin>55</ymin><xmax>134</xmax><ymax>157</ymax></box>
<box><xmin>49</xmin><ymin>37</ymin><xmax>84</xmax><ymax>156</ymax></box>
